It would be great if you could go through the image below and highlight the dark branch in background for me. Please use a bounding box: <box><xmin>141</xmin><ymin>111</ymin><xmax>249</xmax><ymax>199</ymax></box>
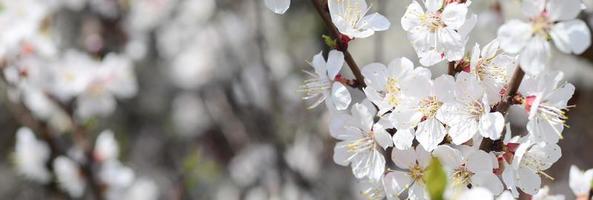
<box><xmin>310</xmin><ymin>0</ymin><xmax>366</xmax><ymax>88</ymax></box>
<box><xmin>479</xmin><ymin>67</ymin><xmax>525</xmax><ymax>152</ymax></box>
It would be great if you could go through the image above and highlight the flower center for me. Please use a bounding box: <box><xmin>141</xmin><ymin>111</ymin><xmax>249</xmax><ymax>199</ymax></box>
<box><xmin>420</xmin><ymin>13</ymin><xmax>445</xmax><ymax>32</ymax></box>
<box><xmin>337</xmin><ymin>0</ymin><xmax>366</xmax><ymax>27</ymax></box>
<box><xmin>385</xmin><ymin>77</ymin><xmax>401</xmax><ymax>107</ymax></box>
<box><xmin>476</xmin><ymin>59</ymin><xmax>508</xmax><ymax>84</ymax></box>
<box><xmin>299</xmin><ymin>72</ymin><xmax>332</xmax><ymax>106</ymax></box>
<box><xmin>419</xmin><ymin>96</ymin><xmax>443</xmax><ymax>118</ymax></box>
<box><xmin>531</xmin><ymin>15</ymin><xmax>552</xmax><ymax>38</ymax></box>
<box><xmin>452</xmin><ymin>166</ymin><xmax>474</xmax><ymax>186</ymax></box>
<box><xmin>345</xmin><ymin>133</ymin><xmax>375</xmax><ymax>154</ymax></box>
<box><xmin>361</xmin><ymin>186</ymin><xmax>384</xmax><ymax>200</ymax></box>
<box><xmin>467</xmin><ymin>100</ymin><xmax>485</xmax><ymax>120</ymax></box>
<box><xmin>409</xmin><ymin>163</ymin><xmax>424</xmax><ymax>181</ymax></box>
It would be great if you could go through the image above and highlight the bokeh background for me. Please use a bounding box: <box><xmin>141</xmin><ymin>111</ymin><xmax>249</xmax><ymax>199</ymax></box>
<box><xmin>1</xmin><ymin>0</ymin><xmax>593</xmax><ymax>199</ymax></box>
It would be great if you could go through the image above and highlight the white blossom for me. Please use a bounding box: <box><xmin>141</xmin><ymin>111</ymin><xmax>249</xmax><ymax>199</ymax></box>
<box><xmin>330</xmin><ymin>100</ymin><xmax>392</xmax><ymax>181</ymax></box>
<box><xmin>436</xmin><ymin>72</ymin><xmax>505</xmax><ymax>144</ymax></box>
<box><xmin>264</xmin><ymin>0</ymin><xmax>290</xmax><ymax>15</ymax></box>
<box><xmin>468</xmin><ymin>39</ymin><xmax>517</xmax><ymax>105</ymax></box>
<box><xmin>384</xmin><ymin>145</ymin><xmax>431</xmax><ymax>200</ymax></box>
<box><xmin>518</xmin><ymin>71</ymin><xmax>574</xmax><ymax>143</ymax></box>
<box><xmin>14</xmin><ymin>127</ymin><xmax>51</xmax><ymax>183</ymax></box>
<box><xmin>506</xmin><ymin>140</ymin><xmax>561</xmax><ymax>195</ymax></box>
<box><xmin>569</xmin><ymin>165</ymin><xmax>593</xmax><ymax>198</ymax></box>
<box><xmin>54</xmin><ymin>156</ymin><xmax>86</xmax><ymax>198</ymax></box>
<box><xmin>497</xmin><ymin>0</ymin><xmax>591</xmax><ymax>75</ymax></box>
<box><xmin>401</xmin><ymin>0</ymin><xmax>476</xmax><ymax>66</ymax></box>
<box><xmin>300</xmin><ymin>50</ymin><xmax>352</xmax><ymax>111</ymax></box>
<box><xmin>328</xmin><ymin>0</ymin><xmax>390</xmax><ymax>39</ymax></box>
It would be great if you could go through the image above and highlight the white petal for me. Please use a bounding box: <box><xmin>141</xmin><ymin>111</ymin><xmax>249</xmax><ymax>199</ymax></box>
<box><xmin>459</xmin><ymin>187</ymin><xmax>493</xmax><ymax>200</ymax></box>
<box><xmin>569</xmin><ymin>165</ymin><xmax>592</xmax><ymax>195</ymax></box>
<box><xmin>551</xmin><ymin>20</ymin><xmax>591</xmax><ymax>54</ymax></box>
<box><xmin>432</xmin><ymin>145</ymin><xmax>463</xmax><ymax>169</ymax></box>
<box><xmin>368</xmin><ymin>150</ymin><xmax>387</xmax><ymax>181</ymax></box>
<box><xmin>384</xmin><ymin>171</ymin><xmax>413</xmax><ymax>199</ymax></box>
<box><xmin>466</xmin><ymin>150</ymin><xmax>493</xmax><ymax>173</ymax></box>
<box><xmin>517</xmin><ymin>167</ymin><xmax>541</xmax><ymax>195</ymax></box>
<box><xmin>360</xmin><ymin>13</ymin><xmax>391</xmax><ymax>31</ymax></box>
<box><xmin>442</xmin><ymin>3</ymin><xmax>468</xmax><ymax>29</ymax></box>
<box><xmin>416</xmin><ymin>118</ymin><xmax>446</xmax><ymax>152</ymax></box>
<box><xmin>264</xmin><ymin>0</ymin><xmax>290</xmax><ymax>14</ymax></box>
<box><xmin>426</xmin><ymin>0</ymin><xmax>443</xmax><ymax>12</ymax></box>
<box><xmin>479</xmin><ymin>112</ymin><xmax>504</xmax><ymax>140</ymax></box>
<box><xmin>471</xmin><ymin>173</ymin><xmax>504</xmax><ymax>195</ymax></box>
<box><xmin>433</xmin><ymin>75</ymin><xmax>455</xmax><ymax>102</ymax></box>
<box><xmin>388</xmin><ymin>57</ymin><xmax>415</xmax><ymax>78</ymax></box>
<box><xmin>311</xmin><ymin>51</ymin><xmax>326</xmax><ymax>76</ymax></box>
<box><xmin>482</xmin><ymin>39</ymin><xmax>500</xmax><ymax>59</ymax></box>
<box><xmin>419</xmin><ymin>49</ymin><xmax>444</xmax><ymax>66</ymax></box>
<box><xmin>401</xmin><ymin>1</ymin><xmax>424</xmax><ymax>31</ymax></box>
<box><xmin>329</xmin><ymin>113</ymin><xmax>362</xmax><ymax>140</ymax></box>
<box><xmin>333</xmin><ymin>141</ymin><xmax>354</xmax><ymax>166</ymax></box>
<box><xmin>519</xmin><ymin>36</ymin><xmax>550</xmax><ymax>76</ymax></box>
<box><xmin>548</xmin><ymin>0</ymin><xmax>582</xmax><ymax>21</ymax></box>
<box><xmin>391</xmin><ymin>148</ymin><xmax>416</xmax><ymax>169</ymax></box>
<box><xmin>497</xmin><ymin>20</ymin><xmax>533</xmax><ymax>54</ymax></box>
<box><xmin>374</xmin><ymin>125</ymin><xmax>394</xmax><ymax>149</ymax></box>
<box><xmin>415</xmin><ymin>146</ymin><xmax>432</xmax><ymax>168</ymax></box>
<box><xmin>361</xmin><ymin>63</ymin><xmax>388</xmax><ymax>90</ymax></box>
<box><xmin>393</xmin><ymin>128</ymin><xmax>415</xmax><ymax>150</ymax></box>
<box><xmin>352</xmin><ymin>101</ymin><xmax>377</xmax><ymax>131</ymax></box>
<box><xmin>331</xmin><ymin>83</ymin><xmax>352</xmax><ymax>110</ymax></box>
<box><xmin>326</xmin><ymin>50</ymin><xmax>345</xmax><ymax>79</ymax></box>
<box><xmin>521</xmin><ymin>0</ymin><xmax>545</xmax><ymax>18</ymax></box>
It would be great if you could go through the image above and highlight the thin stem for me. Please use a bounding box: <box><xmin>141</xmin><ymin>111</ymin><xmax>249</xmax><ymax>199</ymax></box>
<box><xmin>448</xmin><ymin>61</ymin><xmax>456</xmax><ymax>75</ymax></box>
<box><xmin>480</xmin><ymin>66</ymin><xmax>525</xmax><ymax>152</ymax></box>
<box><xmin>310</xmin><ymin>0</ymin><xmax>366</xmax><ymax>88</ymax></box>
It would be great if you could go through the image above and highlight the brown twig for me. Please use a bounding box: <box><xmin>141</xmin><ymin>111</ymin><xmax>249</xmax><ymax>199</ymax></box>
<box><xmin>480</xmin><ymin>66</ymin><xmax>525</xmax><ymax>152</ymax></box>
<box><xmin>448</xmin><ymin>61</ymin><xmax>456</xmax><ymax>75</ymax></box>
<box><xmin>310</xmin><ymin>0</ymin><xmax>366</xmax><ymax>88</ymax></box>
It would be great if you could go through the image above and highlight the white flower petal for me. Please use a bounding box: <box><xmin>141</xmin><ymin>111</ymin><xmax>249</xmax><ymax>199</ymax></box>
<box><xmin>391</xmin><ymin>148</ymin><xmax>416</xmax><ymax>169</ymax></box>
<box><xmin>466</xmin><ymin>150</ymin><xmax>493</xmax><ymax>173</ymax></box>
<box><xmin>384</xmin><ymin>171</ymin><xmax>413</xmax><ymax>200</ymax></box>
<box><xmin>550</xmin><ymin>20</ymin><xmax>591</xmax><ymax>54</ymax></box>
<box><xmin>416</xmin><ymin>118</ymin><xmax>446</xmax><ymax>152</ymax></box>
<box><xmin>432</xmin><ymin>145</ymin><xmax>463</xmax><ymax>169</ymax></box>
<box><xmin>519</xmin><ymin>36</ymin><xmax>550</xmax><ymax>76</ymax></box>
<box><xmin>264</xmin><ymin>0</ymin><xmax>290</xmax><ymax>14</ymax></box>
<box><xmin>326</xmin><ymin>50</ymin><xmax>345</xmax><ymax>79</ymax></box>
<box><xmin>401</xmin><ymin>1</ymin><xmax>424</xmax><ymax>31</ymax></box>
<box><xmin>517</xmin><ymin>167</ymin><xmax>541</xmax><ymax>195</ymax></box>
<box><xmin>548</xmin><ymin>0</ymin><xmax>582</xmax><ymax>21</ymax></box>
<box><xmin>362</xmin><ymin>63</ymin><xmax>388</xmax><ymax>90</ymax></box>
<box><xmin>331</xmin><ymin>82</ymin><xmax>352</xmax><ymax>110</ymax></box>
<box><xmin>521</xmin><ymin>0</ymin><xmax>545</xmax><ymax>18</ymax></box>
<box><xmin>426</xmin><ymin>0</ymin><xmax>443</xmax><ymax>13</ymax></box>
<box><xmin>442</xmin><ymin>3</ymin><xmax>468</xmax><ymax>29</ymax></box>
<box><xmin>360</xmin><ymin>13</ymin><xmax>391</xmax><ymax>31</ymax></box>
<box><xmin>374</xmin><ymin>126</ymin><xmax>394</xmax><ymax>149</ymax></box>
<box><xmin>393</xmin><ymin>128</ymin><xmax>415</xmax><ymax>150</ymax></box>
<box><xmin>498</xmin><ymin>20</ymin><xmax>533</xmax><ymax>54</ymax></box>
<box><xmin>471</xmin><ymin>173</ymin><xmax>504</xmax><ymax>195</ymax></box>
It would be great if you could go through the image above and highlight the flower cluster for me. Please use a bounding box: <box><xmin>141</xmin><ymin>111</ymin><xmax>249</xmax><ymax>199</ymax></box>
<box><xmin>275</xmin><ymin>0</ymin><xmax>585</xmax><ymax>199</ymax></box>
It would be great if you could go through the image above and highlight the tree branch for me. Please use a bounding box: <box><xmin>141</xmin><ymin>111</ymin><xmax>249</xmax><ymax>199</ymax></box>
<box><xmin>310</xmin><ymin>0</ymin><xmax>366</xmax><ymax>88</ymax></box>
<box><xmin>480</xmin><ymin>66</ymin><xmax>525</xmax><ymax>152</ymax></box>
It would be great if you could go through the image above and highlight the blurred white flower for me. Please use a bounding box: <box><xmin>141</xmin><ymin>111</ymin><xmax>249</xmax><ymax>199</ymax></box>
<box><xmin>123</xmin><ymin>178</ymin><xmax>159</xmax><ymax>200</ymax></box>
<box><xmin>14</xmin><ymin>127</ymin><xmax>51</xmax><ymax>183</ymax></box>
<box><xmin>127</xmin><ymin>0</ymin><xmax>177</xmax><ymax>32</ymax></box>
<box><xmin>0</xmin><ymin>0</ymin><xmax>51</xmax><ymax>56</ymax></box>
<box><xmin>229</xmin><ymin>145</ymin><xmax>277</xmax><ymax>187</ymax></box>
<box><xmin>532</xmin><ymin>186</ymin><xmax>565</xmax><ymax>200</ymax></box>
<box><xmin>265</xmin><ymin>0</ymin><xmax>290</xmax><ymax>15</ymax></box>
<box><xmin>54</xmin><ymin>156</ymin><xmax>86</xmax><ymax>198</ymax></box>
<box><xmin>284</xmin><ymin>134</ymin><xmax>322</xmax><ymax>179</ymax></box>
<box><xmin>171</xmin><ymin>93</ymin><xmax>210</xmax><ymax>137</ymax></box>
<box><xmin>569</xmin><ymin>165</ymin><xmax>593</xmax><ymax>198</ymax></box>
<box><xmin>94</xmin><ymin>130</ymin><xmax>119</xmax><ymax>162</ymax></box>
<box><xmin>497</xmin><ymin>0</ymin><xmax>590</xmax><ymax>75</ymax></box>
<box><xmin>328</xmin><ymin>0</ymin><xmax>390</xmax><ymax>39</ymax></box>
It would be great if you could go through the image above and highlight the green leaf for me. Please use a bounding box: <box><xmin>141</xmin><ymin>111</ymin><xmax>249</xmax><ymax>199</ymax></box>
<box><xmin>424</xmin><ymin>157</ymin><xmax>448</xmax><ymax>200</ymax></box>
<box><xmin>322</xmin><ymin>34</ymin><xmax>337</xmax><ymax>49</ymax></box>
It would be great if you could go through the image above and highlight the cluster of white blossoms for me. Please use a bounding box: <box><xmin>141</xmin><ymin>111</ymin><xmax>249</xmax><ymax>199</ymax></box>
<box><xmin>271</xmin><ymin>0</ymin><xmax>586</xmax><ymax>199</ymax></box>
<box><xmin>1</xmin><ymin>0</ymin><xmax>164</xmax><ymax>199</ymax></box>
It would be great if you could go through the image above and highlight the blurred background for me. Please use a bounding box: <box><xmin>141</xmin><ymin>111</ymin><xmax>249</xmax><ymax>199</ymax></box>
<box><xmin>1</xmin><ymin>0</ymin><xmax>593</xmax><ymax>199</ymax></box>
